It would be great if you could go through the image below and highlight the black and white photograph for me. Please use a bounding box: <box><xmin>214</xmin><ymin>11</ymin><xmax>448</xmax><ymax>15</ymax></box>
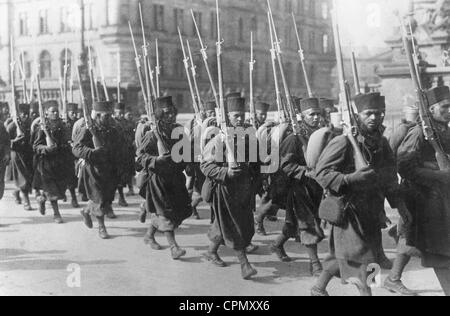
<box><xmin>0</xmin><ymin>0</ymin><xmax>449</xmax><ymax>299</ymax></box>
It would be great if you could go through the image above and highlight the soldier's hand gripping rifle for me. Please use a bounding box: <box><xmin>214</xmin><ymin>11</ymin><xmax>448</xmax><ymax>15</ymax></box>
<box><xmin>267</xmin><ymin>0</ymin><xmax>299</xmax><ymax>135</ymax></box>
<box><xmin>292</xmin><ymin>12</ymin><xmax>313</xmax><ymax>98</ymax></box>
<box><xmin>178</xmin><ymin>29</ymin><xmax>201</xmax><ymax>121</ymax></box>
<box><xmin>191</xmin><ymin>9</ymin><xmax>219</xmax><ymax>116</ymax></box>
<box><xmin>35</xmin><ymin>64</ymin><xmax>55</xmax><ymax>147</ymax></box>
<box><xmin>10</xmin><ymin>36</ymin><xmax>23</xmax><ymax>137</ymax></box>
<box><xmin>399</xmin><ymin>15</ymin><xmax>450</xmax><ymax>171</ymax></box>
<box><xmin>249</xmin><ymin>32</ymin><xmax>257</xmax><ymax>129</ymax></box>
<box><xmin>76</xmin><ymin>65</ymin><xmax>102</xmax><ymax>149</ymax></box>
<box><xmin>331</xmin><ymin>1</ymin><xmax>367</xmax><ymax>170</ymax></box>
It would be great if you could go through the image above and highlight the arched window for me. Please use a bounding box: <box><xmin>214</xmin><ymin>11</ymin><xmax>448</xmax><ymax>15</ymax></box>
<box><xmin>39</xmin><ymin>50</ymin><xmax>52</xmax><ymax>78</ymax></box>
<box><xmin>239</xmin><ymin>18</ymin><xmax>244</xmax><ymax>42</ymax></box>
<box><xmin>60</xmin><ymin>49</ymin><xmax>73</xmax><ymax>77</ymax></box>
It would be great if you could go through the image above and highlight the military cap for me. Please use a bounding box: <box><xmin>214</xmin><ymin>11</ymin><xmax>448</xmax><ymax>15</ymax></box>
<box><xmin>155</xmin><ymin>96</ymin><xmax>176</xmax><ymax>110</ymax></box>
<box><xmin>43</xmin><ymin>100</ymin><xmax>59</xmax><ymax>111</ymax></box>
<box><xmin>353</xmin><ymin>92</ymin><xmax>386</xmax><ymax>112</ymax></box>
<box><xmin>114</xmin><ymin>102</ymin><xmax>126</xmax><ymax>111</ymax></box>
<box><xmin>255</xmin><ymin>101</ymin><xmax>270</xmax><ymax>113</ymax></box>
<box><xmin>426</xmin><ymin>86</ymin><xmax>450</xmax><ymax>107</ymax></box>
<box><xmin>18</xmin><ymin>103</ymin><xmax>30</xmax><ymax>114</ymax></box>
<box><xmin>205</xmin><ymin>100</ymin><xmax>217</xmax><ymax>112</ymax></box>
<box><xmin>93</xmin><ymin>101</ymin><xmax>113</xmax><ymax>113</ymax></box>
<box><xmin>300</xmin><ymin>98</ymin><xmax>321</xmax><ymax>113</ymax></box>
<box><xmin>227</xmin><ymin>96</ymin><xmax>246</xmax><ymax>112</ymax></box>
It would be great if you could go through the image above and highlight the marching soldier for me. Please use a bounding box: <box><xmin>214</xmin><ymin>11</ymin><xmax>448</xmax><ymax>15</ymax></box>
<box><xmin>113</xmin><ymin>102</ymin><xmax>135</xmax><ymax>207</ymax></box>
<box><xmin>137</xmin><ymin>96</ymin><xmax>192</xmax><ymax>260</ymax></box>
<box><xmin>7</xmin><ymin>103</ymin><xmax>34</xmax><ymax>211</ymax></box>
<box><xmin>0</xmin><ymin>105</ymin><xmax>10</xmax><ymax>200</ymax></box>
<box><xmin>200</xmin><ymin>94</ymin><xmax>259</xmax><ymax>280</ymax></box>
<box><xmin>269</xmin><ymin>97</ymin><xmax>325</xmax><ymax>277</ymax></box>
<box><xmin>392</xmin><ymin>86</ymin><xmax>450</xmax><ymax>296</ymax></box>
<box><xmin>311</xmin><ymin>92</ymin><xmax>411</xmax><ymax>296</ymax></box>
<box><xmin>33</xmin><ymin>102</ymin><xmax>73</xmax><ymax>223</ymax></box>
<box><xmin>73</xmin><ymin>101</ymin><xmax>122</xmax><ymax>239</ymax></box>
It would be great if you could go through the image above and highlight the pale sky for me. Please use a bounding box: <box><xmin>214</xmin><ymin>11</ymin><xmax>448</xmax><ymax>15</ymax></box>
<box><xmin>336</xmin><ymin>0</ymin><xmax>410</xmax><ymax>53</ymax></box>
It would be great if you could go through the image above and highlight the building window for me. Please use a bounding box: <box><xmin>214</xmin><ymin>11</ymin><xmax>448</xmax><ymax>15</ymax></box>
<box><xmin>174</xmin><ymin>8</ymin><xmax>184</xmax><ymax>34</ymax></box>
<box><xmin>40</xmin><ymin>51</ymin><xmax>52</xmax><ymax>78</ymax></box>
<box><xmin>309</xmin><ymin>31</ymin><xmax>315</xmax><ymax>52</ymax></box>
<box><xmin>238</xmin><ymin>18</ymin><xmax>244</xmax><ymax>42</ymax></box>
<box><xmin>153</xmin><ymin>4</ymin><xmax>165</xmax><ymax>31</ymax></box>
<box><xmin>60</xmin><ymin>7</ymin><xmax>74</xmax><ymax>33</ymax></box>
<box><xmin>322</xmin><ymin>2</ymin><xmax>329</xmax><ymax>19</ymax></box>
<box><xmin>309</xmin><ymin>0</ymin><xmax>315</xmax><ymax>17</ymax></box>
<box><xmin>60</xmin><ymin>49</ymin><xmax>72</xmax><ymax>77</ymax></box>
<box><xmin>322</xmin><ymin>34</ymin><xmax>329</xmax><ymax>54</ymax></box>
<box><xmin>19</xmin><ymin>13</ymin><xmax>29</xmax><ymax>36</ymax></box>
<box><xmin>19</xmin><ymin>52</ymin><xmax>32</xmax><ymax>79</ymax></box>
<box><xmin>250</xmin><ymin>17</ymin><xmax>258</xmax><ymax>42</ymax></box>
<box><xmin>210</xmin><ymin>12</ymin><xmax>216</xmax><ymax>40</ymax></box>
<box><xmin>39</xmin><ymin>10</ymin><xmax>49</xmax><ymax>34</ymax></box>
<box><xmin>192</xmin><ymin>11</ymin><xmax>202</xmax><ymax>37</ymax></box>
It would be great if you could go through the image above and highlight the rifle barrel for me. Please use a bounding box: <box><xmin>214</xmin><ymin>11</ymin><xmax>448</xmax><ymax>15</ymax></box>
<box><xmin>292</xmin><ymin>12</ymin><xmax>313</xmax><ymax>98</ymax></box>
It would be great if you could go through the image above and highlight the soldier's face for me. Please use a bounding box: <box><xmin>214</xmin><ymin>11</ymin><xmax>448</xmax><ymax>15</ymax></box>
<box><xmin>46</xmin><ymin>106</ymin><xmax>59</xmax><ymax>121</ymax></box>
<box><xmin>228</xmin><ymin>111</ymin><xmax>245</xmax><ymax>127</ymax></box>
<box><xmin>161</xmin><ymin>107</ymin><xmax>177</xmax><ymax>124</ymax></box>
<box><xmin>359</xmin><ymin>109</ymin><xmax>385</xmax><ymax>133</ymax></box>
<box><xmin>256</xmin><ymin>111</ymin><xmax>267</xmax><ymax>124</ymax></box>
<box><xmin>303</xmin><ymin>109</ymin><xmax>322</xmax><ymax>128</ymax></box>
<box><xmin>68</xmin><ymin>111</ymin><xmax>78</xmax><ymax>120</ymax></box>
<box><xmin>430</xmin><ymin>103</ymin><xmax>450</xmax><ymax>123</ymax></box>
<box><xmin>114</xmin><ymin>109</ymin><xmax>125</xmax><ymax>119</ymax></box>
<box><xmin>19</xmin><ymin>112</ymin><xmax>29</xmax><ymax>121</ymax></box>
<box><xmin>1</xmin><ymin>107</ymin><xmax>9</xmax><ymax>117</ymax></box>
<box><xmin>96</xmin><ymin>112</ymin><xmax>112</xmax><ymax>126</ymax></box>
<box><xmin>206</xmin><ymin>110</ymin><xmax>216</xmax><ymax>118</ymax></box>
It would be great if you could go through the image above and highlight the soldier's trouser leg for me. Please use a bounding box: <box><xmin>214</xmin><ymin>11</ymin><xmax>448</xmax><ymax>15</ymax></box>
<box><xmin>434</xmin><ymin>268</ymin><xmax>450</xmax><ymax>296</ymax></box>
<box><xmin>389</xmin><ymin>254</ymin><xmax>411</xmax><ymax>282</ymax></box>
<box><xmin>165</xmin><ymin>231</ymin><xmax>186</xmax><ymax>260</ymax></box>
<box><xmin>236</xmin><ymin>250</ymin><xmax>257</xmax><ymax>280</ymax></box>
<box><xmin>51</xmin><ymin>201</ymin><xmax>63</xmax><ymax>224</ymax></box>
<box><xmin>0</xmin><ymin>161</ymin><xmax>6</xmax><ymax>200</ymax></box>
<box><xmin>22</xmin><ymin>190</ymin><xmax>32</xmax><ymax>210</ymax></box>
<box><xmin>69</xmin><ymin>188</ymin><xmax>79</xmax><ymax>208</ymax></box>
<box><xmin>117</xmin><ymin>186</ymin><xmax>128</xmax><ymax>207</ymax></box>
<box><xmin>305</xmin><ymin>244</ymin><xmax>323</xmax><ymax>276</ymax></box>
<box><xmin>144</xmin><ymin>224</ymin><xmax>162</xmax><ymax>250</ymax></box>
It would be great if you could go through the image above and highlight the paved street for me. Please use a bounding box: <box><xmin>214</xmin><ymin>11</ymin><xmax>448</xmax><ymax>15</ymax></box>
<box><xmin>0</xmin><ymin>182</ymin><xmax>444</xmax><ymax>296</ymax></box>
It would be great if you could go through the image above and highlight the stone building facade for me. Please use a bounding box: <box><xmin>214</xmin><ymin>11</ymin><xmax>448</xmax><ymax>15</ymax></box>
<box><xmin>0</xmin><ymin>0</ymin><xmax>335</xmax><ymax>113</ymax></box>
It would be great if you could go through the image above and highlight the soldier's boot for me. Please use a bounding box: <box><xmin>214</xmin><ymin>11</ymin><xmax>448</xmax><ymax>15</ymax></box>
<box><xmin>97</xmin><ymin>216</ymin><xmax>110</xmax><ymax>240</ymax></box>
<box><xmin>126</xmin><ymin>183</ymin><xmax>135</xmax><ymax>197</ymax></box>
<box><xmin>22</xmin><ymin>192</ymin><xmax>34</xmax><ymax>211</ymax></box>
<box><xmin>70</xmin><ymin>188</ymin><xmax>80</xmax><ymax>208</ymax></box>
<box><xmin>144</xmin><ymin>225</ymin><xmax>162</xmax><ymax>250</ymax></box>
<box><xmin>51</xmin><ymin>201</ymin><xmax>64</xmax><ymax>224</ymax></box>
<box><xmin>105</xmin><ymin>203</ymin><xmax>117</xmax><ymax>219</ymax></box>
<box><xmin>245</xmin><ymin>243</ymin><xmax>259</xmax><ymax>254</ymax></box>
<box><xmin>139</xmin><ymin>202</ymin><xmax>147</xmax><ymax>223</ymax></box>
<box><xmin>165</xmin><ymin>231</ymin><xmax>186</xmax><ymax>260</ymax></box>
<box><xmin>13</xmin><ymin>190</ymin><xmax>22</xmax><ymax>205</ymax></box>
<box><xmin>80</xmin><ymin>209</ymin><xmax>93</xmax><ymax>229</ymax></box>
<box><xmin>118</xmin><ymin>187</ymin><xmax>128</xmax><ymax>207</ymax></box>
<box><xmin>255</xmin><ymin>216</ymin><xmax>267</xmax><ymax>236</ymax></box>
<box><xmin>270</xmin><ymin>234</ymin><xmax>292</xmax><ymax>262</ymax></box>
<box><xmin>37</xmin><ymin>195</ymin><xmax>46</xmax><ymax>216</ymax></box>
<box><xmin>203</xmin><ymin>240</ymin><xmax>227</xmax><ymax>267</ymax></box>
<box><xmin>237</xmin><ymin>250</ymin><xmax>257</xmax><ymax>280</ymax></box>
<box><xmin>384</xmin><ymin>254</ymin><xmax>417</xmax><ymax>296</ymax></box>
<box><xmin>306</xmin><ymin>244</ymin><xmax>323</xmax><ymax>277</ymax></box>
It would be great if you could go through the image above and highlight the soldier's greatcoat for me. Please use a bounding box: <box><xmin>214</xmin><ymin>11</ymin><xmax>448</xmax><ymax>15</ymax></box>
<box><xmin>114</xmin><ymin>117</ymin><xmax>136</xmax><ymax>187</ymax></box>
<box><xmin>32</xmin><ymin>120</ymin><xmax>74</xmax><ymax>200</ymax></box>
<box><xmin>315</xmin><ymin>132</ymin><xmax>399</xmax><ymax>281</ymax></box>
<box><xmin>7</xmin><ymin>119</ymin><xmax>34</xmax><ymax>192</ymax></box>
<box><xmin>137</xmin><ymin>122</ymin><xmax>192</xmax><ymax>231</ymax></box>
<box><xmin>72</xmin><ymin>119</ymin><xmax>121</xmax><ymax>216</ymax></box>
<box><xmin>397</xmin><ymin>122</ymin><xmax>450</xmax><ymax>268</ymax></box>
<box><xmin>200</xmin><ymin>132</ymin><xmax>259</xmax><ymax>250</ymax></box>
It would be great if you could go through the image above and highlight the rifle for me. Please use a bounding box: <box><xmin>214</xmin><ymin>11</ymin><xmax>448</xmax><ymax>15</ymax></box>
<box><xmin>139</xmin><ymin>3</ymin><xmax>157</xmax><ymax>104</ymax></box>
<box><xmin>267</xmin><ymin>12</ymin><xmax>286</xmax><ymax>123</ymax></box>
<box><xmin>267</xmin><ymin>0</ymin><xmax>298</xmax><ymax>135</ymax></box>
<box><xmin>69</xmin><ymin>56</ymin><xmax>74</xmax><ymax>103</ymax></box>
<box><xmin>117</xmin><ymin>52</ymin><xmax>121</xmax><ymax>102</ymax></box>
<box><xmin>292</xmin><ymin>12</ymin><xmax>313</xmax><ymax>98</ymax></box>
<box><xmin>129</xmin><ymin>21</ymin><xmax>150</xmax><ymax>116</ymax></box>
<box><xmin>399</xmin><ymin>15</ymin><xmax>450</xmax><ymax>171</ymax></box>
<box><xmin>191</xmin><ymin>9</ymin><xmax>219</xmax><ymax>112</ymax></box>
<box><xmin>87</xmin><ymin>43</ymin><xmax>98</xmax><ymax>103</ymax></box>
<box><xmin>351</xmin><ymin>51</ymin><xmax>361</xmax><ymax>95</ymax></box>
<box><xmin>155</xmin><ymin>38</ymin><xmax>161</xmax><ymax>98</ymax></box>
<box><xmin>62</xmin><ymin>45</ymin><xmax>69</xmax><ymax>119</ymax></box>
<box><xmin>178</xmin><ymin>29</ymin><xmax>201</xmax><ymax>120</ymax></box>
<box><xmin>18</xmin><ymin>51</ymin><xmax>29</xmax><ymax>103</ymax></box>
<box><xmin>36</xmin><ymin>65</ymin><xmax>55</xmax><ymax>146</ymax></box>
<box><xmin>187</xmin><ymin>39</ymin><xmax>205</xmax><ymax>116</ymax></box>
<box><xmin>331</xmin><ymin>0</ymin><xmax>367</xmax><ymax>170</ymax></box>
<box><xmin>97</xmin><ymin>49</ymin><xmax>110</xmax><ymax>102</ymax></box>
<box><xmin>76</xmin><ymin>64</ymin><xmax>102</xmax><ymax>149</ymax></box>
<box><xmin>10</xmin><ymin>36</ymin><xmax>23</xmax><ymax>136</ymax></box>
<box><xmin>249</xmin><ymin>32</ymin><xmax>257</xmax><ymax>128</ymax></box>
